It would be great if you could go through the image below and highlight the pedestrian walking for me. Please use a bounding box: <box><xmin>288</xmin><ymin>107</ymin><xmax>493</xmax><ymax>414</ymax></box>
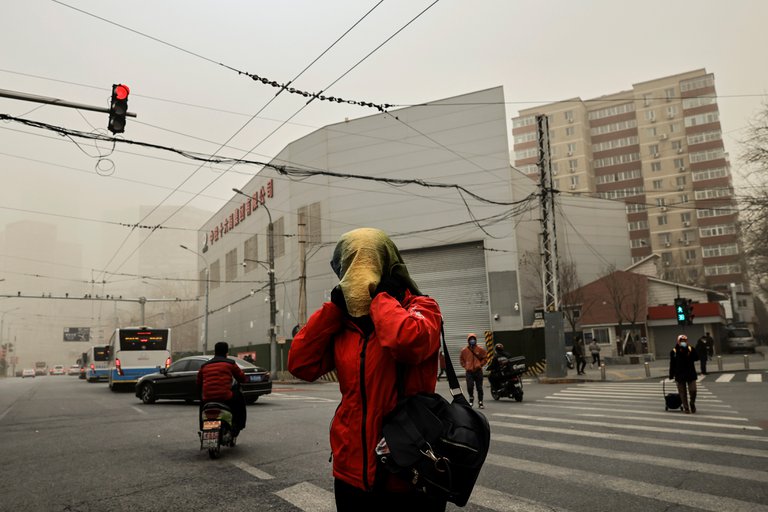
<box><xmin>695</xmin><ymin>332</ymin><xmax>715</xmax><ymax>375</ymax></box>
<box><xmin>460</xmin><ymin>333</ymin><xmax>487</xmax><ymax>409</ymax></box>
<box><xmin>287</xmin><ymin>227</ymin><xmax>446</xmax><ymax>511</ymax></box>
<box><xmin>668</xmin><ymin>334</ymin><xmax>700</xmax><ymax>414</ymax></box>
<box><xmin>588</xmin><ymin>339</ymin><xmax>601</xmax><ymax>368</ymax></box>
<box><xmin>572</xmin><ymin>336</ymin><xmax>587</xmax><ymax>374</ymax></box>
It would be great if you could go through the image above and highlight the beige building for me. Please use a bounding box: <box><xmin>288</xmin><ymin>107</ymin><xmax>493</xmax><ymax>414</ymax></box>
<box><xmin>512</xmin><ymin>69</ymin><xmax>744</xmax><ymax>297</ymax></box>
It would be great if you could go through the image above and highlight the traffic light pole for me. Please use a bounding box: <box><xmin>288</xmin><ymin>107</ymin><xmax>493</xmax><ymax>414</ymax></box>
<box><xmin>0</xmin><ymin>88</ymin><xmax>137</xmax><ymax>118</ymax></box>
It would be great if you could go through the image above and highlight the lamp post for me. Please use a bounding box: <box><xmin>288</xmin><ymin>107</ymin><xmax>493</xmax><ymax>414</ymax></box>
<box><xmin>233</xmin><ymin>187</ymin><xmax>277</xmax><ymax>374</ymax></box>
<box><xmin>729</xmin><ymin>282</ymin><xmax>739</xmax><ymax>323</ymax></box>
<box><xmin>180</xmin><ymin>244</ymin><xmax>210</xmax><ymax>355</ymax></box>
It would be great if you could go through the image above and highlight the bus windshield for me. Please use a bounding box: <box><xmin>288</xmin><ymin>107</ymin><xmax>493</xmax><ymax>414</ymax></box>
<box><xmin>118</xmin><ymin>329</ymin><xmax>169</xmax><ymax>351</ymax></box>
<box><xmin>93</xmin><ymin>346</ymin><xmax>109</xmax><ymax>361</ymax></box>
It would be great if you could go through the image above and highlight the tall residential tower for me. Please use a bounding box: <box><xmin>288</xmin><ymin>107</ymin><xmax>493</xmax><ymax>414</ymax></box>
<box><xmin>512</xmin><ymin>69</ymin><xmax>743</xmax><ymax>295</ymax></box>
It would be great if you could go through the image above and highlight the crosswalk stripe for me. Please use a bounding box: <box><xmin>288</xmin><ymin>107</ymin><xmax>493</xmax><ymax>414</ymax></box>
<box><xmin>577</xmin><ymin>412</ymin><xmax>761</xmax><ymax>430</ymax></box>
<box><xmin>528</xmin><ymin>402</ymin><xmax>747</xmax><ymax>421</ymax></box>
<box><xmin>747</xmin><ymin>373</ymin><xmax>763</xmax><ymax>383</ymax></box>
<box><xmin>716</xmin><ymin>373</ymin><xmax>735</xmax><ymax>382</ymax></box>
<box><xmin>274</xmin><ymin>482</ymin><xmax>335</xmax><ymax>512</ymax></box>
<box><xmin>485</xmin><ymin>453</ymin><xmax>768</xmax><ymax>512</ymax></box>
<box><xmin>267</xmin><ymin>393</ymin><xmax>337</xmax><ymax>402</ymax></box>
<box><xmin>543</xmin><ymin>395</ymin><xmax>730</xmax><ymax>407</ymax></box>
<box><xmin>492</xmin><ymin>433</ymin><xmax>768</xmax><ymax>483</ymax></box>
<box><xmin>231</xmin><ymin>460</ymin><xmax>274</xmax><ymax>480</ymax></box>
<box><xmin>553</xmin><ymin>390</ymin><xmax>722</xmax><ymax>401</ymax></box>
<box><xmin>489</xmin><ymin>420</ymin><xmax>768</xmax><ymax>458</ymax></box>
<box><xmin>469</xmin><ymin>485</ymin><xmax>574</xmax><ymax>512</ymax></box>
<box><xmin>493</xmin><ymin>413</ymin><xmax>768</xmax><ymax>442</ymax></box>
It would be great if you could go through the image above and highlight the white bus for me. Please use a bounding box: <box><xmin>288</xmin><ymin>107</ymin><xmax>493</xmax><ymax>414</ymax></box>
<box><xmin>84</xmin><ymin>345</ymin><xmax>110</xmax><ymax>382</ymax></box>
<box><xmin>107</xmin><ymin>327</ymin><xmax>171</xmax><ymax>391</ymax></box>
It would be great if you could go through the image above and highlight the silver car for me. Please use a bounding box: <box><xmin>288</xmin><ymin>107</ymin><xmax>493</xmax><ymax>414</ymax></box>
<box><xmin>724</xmin><ymin>328</ymin><xmax>757</xmax><ymax>353</ymax></box>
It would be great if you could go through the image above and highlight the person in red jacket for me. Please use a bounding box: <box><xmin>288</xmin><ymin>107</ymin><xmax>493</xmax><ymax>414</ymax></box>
<box><xmin>197</xmin><ymin>341</ymin><xmax>247</xmax><ymax>434</ymax></box>
<box><xmin>288</xmin><ymin>228</ymin><xmax>445</xmax><ymax>511</ymax></box>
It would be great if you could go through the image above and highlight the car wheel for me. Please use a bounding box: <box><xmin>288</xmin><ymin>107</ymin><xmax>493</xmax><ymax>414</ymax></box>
<box><xmin>245</xmin><ymin>396</ymin><xmax>259</xmax><ymax>405</ymax></box>
<box><xmin>140</xmin><ymin>383</ymin><xmax>156</xmax><ymax>404</ymax></box>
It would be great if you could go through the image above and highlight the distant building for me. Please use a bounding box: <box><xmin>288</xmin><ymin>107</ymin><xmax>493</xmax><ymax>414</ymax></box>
<box><xmin>512</xmin><ymin>69</ymin><xmax>745</xmax><ymax>299</ymax></box>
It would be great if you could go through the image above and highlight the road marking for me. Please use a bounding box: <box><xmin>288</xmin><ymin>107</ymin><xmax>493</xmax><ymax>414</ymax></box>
<box><xmin>553</xmin><ymin>390</ymin><xmax>721</xmax><ymax>401</ymax></box>
<box><xmin>747</xmin><ymin>373</ymin><xmax>763</xmax><ymax>383</ymax></box>
<box><xmin>131</xmin><ymin>406</ymin><xmax>147</xmax><ymax>415</ymax></box>
<box><xmin>493</xmin><ymin>433</ymin><xmax>768</xmax><ymax>483</ymax></box>
<box><xmin>231</xmin><ymin>460</ymin><xmax>274</xmax><ymax>480</ymax></box>
<box><xmin>543</xmin><ymin>395</ymin><xmax>730</xmax><ymax>407</ymax></box>
<box><xmin>274</xmin><ymin>481</ymin><xmax>335</xmax><ymax>512</ymax></box>
<box><xmin>576</xmin><ymin>413</ymin><xmax>761</xmax><ymax>430</ymax></box>
<box><xmin>490</xmin><ymin>420</ymin><xmax>768</xmax><ymax>458</ymax></box>
<box><xmin>493</xmin><ymin>413</ymin><xmax>768</xmax><ymax>442</ymax></box>
<box><xmin>485</xmin><ymin>453</ymin><xmax>768</xmax><ymax>512</ymax></box>
<box><xmin>529</xmin><ymin>402</ymin><xmax>747</xmax><ymax>421</ymax></box>
<box><xmin>267</xmin><ymin>393</ymin><xmax>337</xmax><ymax>403</ymax></box>
<box><xmin>469</xmin><ymin>485</ymin><xmax>574</xmax><ymax>512</ymax></box>
<box><xmin>716</xmin><ymin>373</ymin><xmax>735</xmax><ymax>383</ymax></box>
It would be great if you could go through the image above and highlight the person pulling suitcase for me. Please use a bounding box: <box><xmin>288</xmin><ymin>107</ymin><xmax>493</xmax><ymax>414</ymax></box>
<box><xmin>668</xmin><ymin>334</ymin><xmax>699</xmax><ymax>414</ymax></box>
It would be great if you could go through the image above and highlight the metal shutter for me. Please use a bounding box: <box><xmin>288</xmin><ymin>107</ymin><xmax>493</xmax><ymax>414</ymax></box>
<box><xmin>402</xmin><ymin>241</ymin><xmax>490</xmax><ymax>374</ymax></box>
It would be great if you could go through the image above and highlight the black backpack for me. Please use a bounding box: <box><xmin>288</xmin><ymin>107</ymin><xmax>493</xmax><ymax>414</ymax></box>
<box><xmin>378</xmin><ymin>323</ymin><xmax>491</xmax><ymax>506</ymax></box>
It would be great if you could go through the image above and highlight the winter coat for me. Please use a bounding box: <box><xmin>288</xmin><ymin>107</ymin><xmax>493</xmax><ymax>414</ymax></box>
<box><xmin>196</xmin><ymin>356</ymin><xmax>246</xmax><ymax>402</ymax></box>
<box><xmin>460</xmin><ymin>344</ymin><xmax>487</xmax><ymax>373</ymax></box>
<box><xmin>668</xmin><ymin>345</ymin><xmax>699</xmax><ymax>382</ymax></box>
<box><xmin>588</xmin><ymin>341</ymin><xmax>601</xmax><ymax>354</ymax></box>
<box><xmin>288</xmin><ymin>290</ymin><xmax>442</xmax><ymax>492</ymax></box>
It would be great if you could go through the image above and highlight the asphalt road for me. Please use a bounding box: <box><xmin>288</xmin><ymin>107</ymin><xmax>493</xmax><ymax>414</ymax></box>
<box><xmin>0</xmin><ymin>372</ymin><xmax>766</xmax><ymax>511</ymax></box>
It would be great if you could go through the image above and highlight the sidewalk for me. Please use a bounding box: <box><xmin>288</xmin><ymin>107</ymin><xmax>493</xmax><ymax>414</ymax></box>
<box><xmin>537</xmin><ymin>347</ymin><xmax>767</xmax><ymax>383</ymax></box>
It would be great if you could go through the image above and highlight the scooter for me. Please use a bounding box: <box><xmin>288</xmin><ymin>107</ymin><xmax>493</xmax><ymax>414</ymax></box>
<box><xmin>199</xmin><ymin>402</ymin><xmax>236</xmax><ymax>459</ymax></box>
<box><xmin>489</xmin><ymin>355</ymin><xmax>526</xmax><ymax>402</ymax></box>
<box><xmin>565</xmin><ymin>351</ymin><xmax>575</xmax><ymax>369</ymax></box>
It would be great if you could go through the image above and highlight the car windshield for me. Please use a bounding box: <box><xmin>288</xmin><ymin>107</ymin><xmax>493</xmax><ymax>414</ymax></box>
<box><xmin>729</xmin><ymin>329</ymin><xmax>752</xmax><ymax>338</ymax></box>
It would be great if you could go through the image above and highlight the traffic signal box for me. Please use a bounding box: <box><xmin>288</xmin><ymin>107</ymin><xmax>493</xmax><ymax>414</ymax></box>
<box><xmin>108</xmin><ymin>84</ymin><xmax>130</xmax><ymax>134</ymax></box>
<box><xmin>674</xmin><ymin>298</ymin><xmax>695</xmax><ymax>326</ymax></box>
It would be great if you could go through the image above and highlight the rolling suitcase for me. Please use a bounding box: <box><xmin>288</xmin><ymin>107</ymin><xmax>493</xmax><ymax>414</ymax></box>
<box><xmin>663</xmin><ymin>380</ymin><xmax>682</xmax><ymax>411</ymax></box>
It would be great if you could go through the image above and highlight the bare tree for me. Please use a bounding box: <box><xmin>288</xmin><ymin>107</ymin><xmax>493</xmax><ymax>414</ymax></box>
<box><xmin>601</xmin><ymin>265</ymin><xmax>646</xmax><ymax>353</ymax></box>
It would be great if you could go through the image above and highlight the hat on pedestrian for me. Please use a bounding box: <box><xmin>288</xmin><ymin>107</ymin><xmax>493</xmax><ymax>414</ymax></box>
<box><xmin>676</xmin><ymin>334</ymin><xmax>688</xmax><ymax>344</ymax></box>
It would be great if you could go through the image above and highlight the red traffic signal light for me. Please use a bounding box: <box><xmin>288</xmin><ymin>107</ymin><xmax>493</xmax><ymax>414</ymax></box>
<box><xmin>108</xmin><ymin>83</ymin><xmax>130</xmax><ymax>134</ymax></box>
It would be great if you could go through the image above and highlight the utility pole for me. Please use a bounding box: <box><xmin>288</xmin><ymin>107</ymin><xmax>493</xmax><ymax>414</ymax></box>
<box><xmin>298</xmin><ymin>220</ymin><xmax>307</xmax><ymax>327</ymax></box>
<box><xmin>233</xmin><ymin>188</ymin><xmax>277</xmax><ymax>373</ymax></box>
<box><xmin>180</xmin><ymin>245</ymin><xmax>210</xmax><ymax>355</ymax></box>
<box><xmin>537</xmin><ymin>114</ymin><xmax>566</xmax><ymax>379</ymax></box>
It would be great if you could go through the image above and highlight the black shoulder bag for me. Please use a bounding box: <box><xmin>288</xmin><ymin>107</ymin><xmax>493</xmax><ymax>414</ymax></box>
<box><xmin>378</xmin><ymin>323</ymin><xmax>491</xmax><ymax>507</ymax></box>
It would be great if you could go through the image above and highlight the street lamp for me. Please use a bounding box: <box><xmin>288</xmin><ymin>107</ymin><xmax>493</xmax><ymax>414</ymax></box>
<box><xmin>233</xmin><ymin>187</ymin><xmax>277</xmax><ymax>374</ymax></box>
<box><xmin>180</xmin><ymin>244</ymin><xmax>210</xmax><ymax>355</ymax></box>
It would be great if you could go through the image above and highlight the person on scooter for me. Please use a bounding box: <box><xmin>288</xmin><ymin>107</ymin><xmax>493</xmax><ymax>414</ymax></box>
<box><xmin>487</xmin><ymin>343</ymin><xmax>511</xmax><ymax>392</ymax></box>
<box><xmin>197</xmin><ymin>341</ymin><xmax>247</xmax><ymax>435</ymax></box>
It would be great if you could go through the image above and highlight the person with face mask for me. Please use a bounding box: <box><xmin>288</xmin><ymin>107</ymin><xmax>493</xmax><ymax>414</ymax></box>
<box><xmin>668</xmin><ymin>334</ymin><xmax>700</xmax><ymax>413</ymax></box>
<box><xmin>287</xmin><ymin>228</ymin><xmax>445</xmax><ymax>511</ymax></box>
<box><xmin>460</xmin><ymin>333</ymin><xmax>487</xmax><ymax>408</ymax></box>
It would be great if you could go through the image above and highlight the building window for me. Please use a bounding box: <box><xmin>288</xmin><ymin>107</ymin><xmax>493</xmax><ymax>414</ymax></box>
<box><xmin>656</xmin><ymin>198</ymin><xmax>666</xmax><ymax>207</ymax></box>
<box><xmin>648</xmin><ymin>127</ymin><xmax>657</xmax><ymax>137</ymax></box>
<box><xmin>671</xmin><ymin>140</ymin><xmax>683</xmax><ymax>152</ymax></box>
<box><xmin>210</xmin><ymin>260</ymin><xmax>221</xmax><ymax>289</ymax></box>
<box><xmin>651</xmin><ymin>162</ymin><xmax>662</xmax><ymax>172</ymax></box>
<box><xmin>679</xmin><ymin>194</ymin><xmax>689</xmax><ymax>204</ymax></box>
<box><xmin>568</xmin><ymin>159</ymin><xmax>578</xmax><ymax>172</ymax></box>
<box><xmin>273</xmin><ymin>217</ymin><xmax>285</xmax><ymax>258</ymax></box>
<box><xmin>676</xmin><ymin>176</ymin><xmax>687</xmax><ymax>187</ymax></box>
<box><xmin>567</xmin><ymin>143</ymin><xmax>576</xmax><ymax>155</ymax></box>
<box><xmin>630</xmin><ymin>238</ymin><xmax>648</xmax><ymax>248</ymax></box>
<box><xmin>645</xmin><ymin>110</ymin><xmax>656</xmax><ymax>122</ymax></box>
<box><xmin>659</xmin><ymin>233</ymin><xmax>671</xmax><ymax>244</ymax></box>
<box><xmin>225</xmin><ymin>248</ymin><xmax>238</xmax><ymax>282</ymax></box>
<box><xmin>592</xmin><ymin>328</ymin><xmax>610</xmax><ymax>344</ymax></box>
<box><xmin>243</xmin><ymin>235</ymin><xmax>258</xmax><ymax>273</ymax></box>
<box><xmin>298</xmin><ymin>202</ymin><xmax>322</xmax><ymax>246</ymax></box>
<box><xmin>199</xmin><ymin>269</ymin><xmax>207</xmax><ymax>297</ymax></box>
<box><xmin>669</xmin><ymin>123</ymin><xmax>680</xmax><ymax>133</ymax></box>
<box><xmin>665</xmin><ymin>88</ymin><xmax>676</xmax><ymax>101</ymax></box>
<box><xmin>674</xmin><ymin>158</ymin><xmax>685</xmax><ymax>170</ymax></box>
<box><xmin>661</xmin><ymin>252</ymin><xmax>673</xmax><ymax>264</ymax></box>
<box><xmin>649</xmin><ymin>144</ymin><xmax>659</xmax><ymax>157</ymax></box>
<box><xmin>643</xmin><ymin>93</ymin><xmax>653</xmax><ymax>107</ymax></box>
<box><xmin>564</xmin><ymin>111</ymin><xmax>574</xmax><ymax>123</ymax></box>
<box><xmin>685</xmin><ymin>250</ymin><xmax>697</xmax><ymax>261</ymax></box>
<box><xmin>658</xmin><ymin>215</ymin><xmax>668</xmax><ymax>226</ymax></box>
<box><xmin>652</xmin><ymin>179</ymin><xmax>663</xmax><ymax>190</ymax></box>
<box><xmin>681</xmin><ymin>212</ymin><xmax>692</xmax><ymax>224</ymax></box>
<box><xmin>570</xmin><ymin>175</ymin><xmax>579</xmax><ymax>187</ymax></box>
<box><xmin>565</xmin><ymin>126</ymin><xmax>575</xmax><ymax>136</ymax></box>
<box><xmin>666</xmin><ymin>106</ymin><xmax>677</xmax><ymax>118</ymax></box>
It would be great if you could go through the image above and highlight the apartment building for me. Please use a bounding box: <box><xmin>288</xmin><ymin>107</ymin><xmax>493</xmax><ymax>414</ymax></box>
<box><xmin>512</xmin><ymin>69</ymin><xmax>744</xmax><ymax>295</ymax></box>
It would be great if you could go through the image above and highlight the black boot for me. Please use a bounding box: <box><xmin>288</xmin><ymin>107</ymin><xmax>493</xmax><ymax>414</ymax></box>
<box><xmin>690</xmin><ymin>392</ymin><xmax>697</xmax><ymax>413</ymax></box>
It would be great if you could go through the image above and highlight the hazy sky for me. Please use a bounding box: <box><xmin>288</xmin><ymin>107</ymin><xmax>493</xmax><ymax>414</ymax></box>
<box><xmin>1</xmin><ymin>0</ymin><xmax>767</xmax><ymax>287</ymax></box>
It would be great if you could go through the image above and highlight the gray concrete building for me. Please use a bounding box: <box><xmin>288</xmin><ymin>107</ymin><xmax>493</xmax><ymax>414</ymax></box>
<box><xmin>195</xmin><ymin>87</ymin><xmax>631</xmax><ymax>370</ymax></box>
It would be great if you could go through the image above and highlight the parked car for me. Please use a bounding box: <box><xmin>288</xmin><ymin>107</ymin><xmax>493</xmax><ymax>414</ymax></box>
<box><xmin>724</xmin><ymin>328</ymin><xmax>757</xmax><ymax>353</ymax></box>
<box><xmin>22</xmin><ymin>368</ymin><xmax>36</xmax><ymax>378</ymax></box>
<box><xmin>51</xmin><ymin>365</ymin><xmax>66</xmax><ymax>376</ymax></box>
<box><xmin>135</xmin><ymin>356</ymin><xmax>272</xmax><ymax>405</ymax></box>
<box><xmin>68</xmin><ymin>364</ymin><xmax>80</xmax><ymax>376</ymax></box>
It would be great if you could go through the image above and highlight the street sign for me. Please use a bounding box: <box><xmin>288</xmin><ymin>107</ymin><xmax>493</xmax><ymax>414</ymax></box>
<box><xmin>63</xmin><ymin>327</ymin><xmax>90</xmax><ymax>342</ymax></box>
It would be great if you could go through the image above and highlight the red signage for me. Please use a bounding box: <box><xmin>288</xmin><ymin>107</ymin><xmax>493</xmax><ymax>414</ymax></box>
<box><xmin>209</xmin><ymin>179</ymin><xmax>274</xmax><ymax>246</ymax></box>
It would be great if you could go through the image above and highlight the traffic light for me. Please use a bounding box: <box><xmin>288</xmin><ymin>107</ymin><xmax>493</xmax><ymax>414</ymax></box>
<box><xmin>108</xmin><ymin>83</ymin><xmax>130</xmax><ymax>134</ymax></box>
<box><xmin>674</xmin><ymin>298</ymin><xmax>695</xmax><ymax>326</ymax></box>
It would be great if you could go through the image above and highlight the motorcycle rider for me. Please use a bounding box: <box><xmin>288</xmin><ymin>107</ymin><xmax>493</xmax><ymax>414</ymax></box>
<box><xmin>487</xmin><ymin>343</ymin><xmax>511</xmax><ymax>392</ymax></box>
<box><xmin>197</xmin><ymin>341</ymin><xmax>247</xmax><ymax>435</ymax></box>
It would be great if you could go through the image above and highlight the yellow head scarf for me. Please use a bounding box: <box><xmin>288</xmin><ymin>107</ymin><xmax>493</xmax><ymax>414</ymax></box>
<box><xmin>330</xmin><ymin>228</ymin><xmax>421</xmax><ymax>317</ymax></box>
